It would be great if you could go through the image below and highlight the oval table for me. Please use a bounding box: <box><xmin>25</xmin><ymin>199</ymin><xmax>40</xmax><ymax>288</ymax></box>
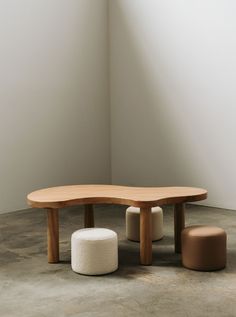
<box><xmin>27</xmin><ymin>185</ymin><xmax>207</xmax><ymax>265</ymax></box>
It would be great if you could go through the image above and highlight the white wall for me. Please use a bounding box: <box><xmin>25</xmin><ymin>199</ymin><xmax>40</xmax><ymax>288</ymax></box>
<box><xmin>110</xmin><ymin>0</ymin><xmax>236</xmax><ymax>209</ymax></box>
<box><xmin>1</xmin><ymin>0</ymin><xmax>235</xmax><ymax>213</ymax></box>
<box><xmin>0</xmin><ymin>0</ymin><xmax>110</xmax><ymax>213</ymax></box>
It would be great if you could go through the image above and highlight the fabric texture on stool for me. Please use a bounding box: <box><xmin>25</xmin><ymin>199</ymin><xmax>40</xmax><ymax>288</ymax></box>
<box><xmin>126</xmin><ymin>206</ymin><xmax>163</xmax><ymax>241</ymax></box>
<box><xmin>71</xmin><ymin>228</ymin><xmax>118</xmax><ymax>275</ymax></box>
<box><xmin>181</xmin><ymin>225</ymin><xmax>227</xmax><ymax>271</ymax></box>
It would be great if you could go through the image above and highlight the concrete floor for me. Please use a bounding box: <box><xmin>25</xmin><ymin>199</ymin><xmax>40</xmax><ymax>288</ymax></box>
<box><xmin>0</xmin><ymin>204</ymin><xmax>236</xmax><ymax>317</ymax></box>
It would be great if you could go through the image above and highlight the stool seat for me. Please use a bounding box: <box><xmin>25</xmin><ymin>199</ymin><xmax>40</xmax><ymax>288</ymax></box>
<box><xmin>71</xmin><ymin>228</ymin><xmax>118</xmax><ymax>275</ymax></box>
<box><xmin>181</xmin><ymin>225</ymin><xmax>227</xmax><ymax>271</ymax></box>
<box><xmin>126</xmin><ymin>206</ymin><xmax>163</xmax><ymax>241</ymax></box>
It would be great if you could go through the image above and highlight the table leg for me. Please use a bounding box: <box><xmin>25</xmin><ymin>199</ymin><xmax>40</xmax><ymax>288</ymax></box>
<box><xmin>47</xmin><ymin>208</ymin><xmax>59</xmax><ymax>263</ymax></box>
<box><xmin>84</xmin><ymin>204</ymin><xmax>94</xmax><ymax>228</ymax></box>
<box><xmin>140</xmin><ymin>207</ymin><xmax>152</xmax><ymax>265</ymax></box>
<box><xmin>174</xmin><ymin>203</ymin><xmax>185</xmax><ymax>253</ymax></box>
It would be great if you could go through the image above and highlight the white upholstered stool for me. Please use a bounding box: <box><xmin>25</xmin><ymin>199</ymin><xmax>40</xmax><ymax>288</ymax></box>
<box><xmin>71</xmin><ymin>228</ymin><xmax>118</xmax><ymax>275</ymax></box>
<box><xmin>126</xmin><ymin>206</ymin><xmax>164</xmax><ymax>241</ymax></box>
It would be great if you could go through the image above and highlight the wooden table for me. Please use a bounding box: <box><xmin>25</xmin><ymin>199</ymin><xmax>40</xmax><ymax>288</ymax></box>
<box><xmin>27</xmin><ymin>185</ymin><xmax>207</xmax><ymax>265</ymax></box>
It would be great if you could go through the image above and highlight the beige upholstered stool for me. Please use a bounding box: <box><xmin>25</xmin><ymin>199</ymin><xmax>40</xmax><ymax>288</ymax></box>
<box><xmin>181</xmin><ymin>226</ymin><xmax>226</xmax><ymax>271</ymax></box>
<box><xmin>126</xmin><ymin>206</ymin><xmax>163</xmax><ymax>242</ymax></box>
<box><xmin>71</xmin><ymin>228</ymin><xmax>118</xmax><ymax>275</ymax></box>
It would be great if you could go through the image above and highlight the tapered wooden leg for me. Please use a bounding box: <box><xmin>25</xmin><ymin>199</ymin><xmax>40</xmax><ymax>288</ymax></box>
<box><xmin>140</xmin><ymin>207</ymin><xmax>152</xmax><ymax>265</ymax></box>
<box><xmin>84</xmin><ymin>204</ymin><xmax>94</xmax><ymax>228</ymax></box>
<box><xmin>174</xmin><ymin>203</ymin><xmax>185</xmax><ymax>253</ymax></box>
<box><xmin>47</xmin><ymin>208</ymin><xmax>59</xmax><ymax>263</ymax></box>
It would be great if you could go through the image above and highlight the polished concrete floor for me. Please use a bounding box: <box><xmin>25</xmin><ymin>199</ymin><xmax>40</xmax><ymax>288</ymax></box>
<box><xmin>0</xmin><ymin>204</ymin><xmax>236</xmax><ymax>317</ymax></box>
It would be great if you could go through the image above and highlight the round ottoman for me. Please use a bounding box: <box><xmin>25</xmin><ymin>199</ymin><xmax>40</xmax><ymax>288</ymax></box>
<box><xmin>181</xmin><ymin>226</ymin><xmax>227</xmax><ymax>271</ymax></box>
<box><xmin>126</xmin><ymin>206</ymin><xmax>163</xmax><ymax>242</ymax></box>
<box><xmin>71</xmin><ymin>228</ymin><xmax>118</xmax><ymax>275</ymax></box>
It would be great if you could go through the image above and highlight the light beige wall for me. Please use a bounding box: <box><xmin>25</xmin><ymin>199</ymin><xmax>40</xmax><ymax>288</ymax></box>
<box><xmin>0</xmin><ymin>0</ymin><xmax>110</xmax><ymax>213</ymax></box>
<box><xmin>110</xmin><ymin>0</ymin><xmax>236</xmax><ymax>209</ymax></box>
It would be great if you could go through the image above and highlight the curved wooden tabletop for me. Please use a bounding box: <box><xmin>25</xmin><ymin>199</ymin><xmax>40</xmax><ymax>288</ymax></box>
<box><xmin>27</xmin><ymin>185</ymin><xmax>207</xmax><ymax>209</ymax></box>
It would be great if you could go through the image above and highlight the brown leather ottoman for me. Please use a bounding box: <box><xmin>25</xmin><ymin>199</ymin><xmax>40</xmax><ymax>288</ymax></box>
<box><xmin>181</xmin><ymin>226</ymin><xmax>227</xmax><ymax>271</ymax></box>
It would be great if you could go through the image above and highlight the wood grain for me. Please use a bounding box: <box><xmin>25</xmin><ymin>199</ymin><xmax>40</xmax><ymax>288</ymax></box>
<box><xmin>28</xmin><ymin>185</ymin><xmax>207</xmax><ymax>209</ymax></box>
<box><xmin>174</xmin><ymin>203</ymin><xmax>185</xmax><ymax>253</ymax></box>
<box><xmin>84</xmin><ymin>204</ymin><xmax>94</xmax><ymax>228</ymax></box>
<box><xmin>47</xmin><ymin>208</ymin><xmax>59</xmax><ymax>263</ymax></box>
<box><xmin>140</xmin><ymin>207</ymin><xmax>152</xmax><ymax>265</ymax></box>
